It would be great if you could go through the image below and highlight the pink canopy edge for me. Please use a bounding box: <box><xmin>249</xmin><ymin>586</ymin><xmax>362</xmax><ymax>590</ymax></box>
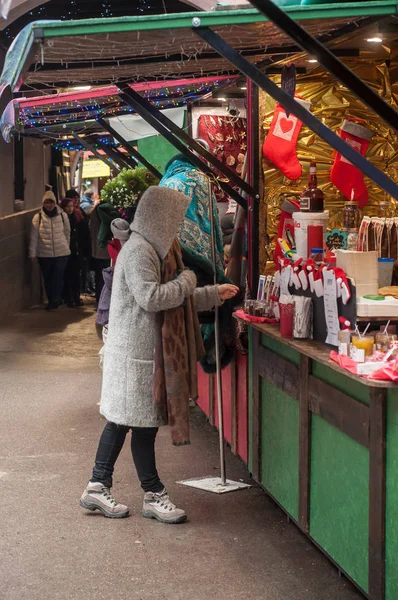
<box><xmin>14</xmin><ymin>75</ymin><xmax>235</xmax><ymax>109</ymax></box>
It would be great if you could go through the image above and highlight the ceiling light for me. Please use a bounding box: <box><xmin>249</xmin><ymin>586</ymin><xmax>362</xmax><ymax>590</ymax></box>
<box><xmin>217</xmin><ymin>97</ymin><xmax>227</xmax><ymax>102</ymax></box>
<box><xmin>366</xmin><ymin>37</ymin><xmax>383</xmax><ymax>43</ymax></box>
<box><xmin>71</xmin><ymin>85</ymin><xmax>92</xmax><ymax>91</ymax></box>
<box><xmin>241</xmin><ymin>86</ymin><xmax>247</xmax><ymax>90</ymax></box>
<box><xmin>307</xmin><ymin>59</ymin><xmax>318</xmax><ymax>63</ymax></box>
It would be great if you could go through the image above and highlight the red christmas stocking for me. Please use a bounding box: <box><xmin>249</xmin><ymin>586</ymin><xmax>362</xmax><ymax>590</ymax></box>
<box><xmin>262</xmin><ymin>98</ymin><xmax>311</xmax><ymax>180</ymax></box>
<box><xmin>330</xmin><ymin>120</ymin><xmax>373</xmax><ymax>207</ymax></box>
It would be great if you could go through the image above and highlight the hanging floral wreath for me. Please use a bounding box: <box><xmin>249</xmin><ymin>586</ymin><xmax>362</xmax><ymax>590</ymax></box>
<box><xmin>100</xmin><ymin>167</ymin><xmax>160</xmax><ymax>209</ymax></box>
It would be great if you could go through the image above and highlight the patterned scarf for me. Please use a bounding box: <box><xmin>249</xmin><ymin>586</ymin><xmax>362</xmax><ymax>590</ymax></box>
<box><xmin>153</xmin><ymin>239</ymin><xmax>205</xmax><ymax>446</ymax></box>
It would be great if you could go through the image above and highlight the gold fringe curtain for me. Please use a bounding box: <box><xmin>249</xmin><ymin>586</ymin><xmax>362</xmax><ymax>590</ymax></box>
<box><xmin>259</xmin><ymin>61</ymin><xmax>398</xmax><ymax>273</ymax></box>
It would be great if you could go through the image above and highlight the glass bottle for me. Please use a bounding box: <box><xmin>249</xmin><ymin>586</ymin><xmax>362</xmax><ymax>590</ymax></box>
<box><xmin>300</xmin><ymin>163</ymin><xmax>325</xmax><ymax>212</ymax></box>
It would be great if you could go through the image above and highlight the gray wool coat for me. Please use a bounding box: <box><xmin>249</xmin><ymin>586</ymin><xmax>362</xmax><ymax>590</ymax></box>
<box><xmin>100</xmin><ymin>186</ymin><xmax>221</xmax><ymax>428</ymax></box>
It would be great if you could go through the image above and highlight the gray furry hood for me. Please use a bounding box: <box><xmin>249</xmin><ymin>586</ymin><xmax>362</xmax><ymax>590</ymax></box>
<box><xmin>130</xmin><ymin>186</ymin><xmax>190</xmax><ymax>259</ymax></box>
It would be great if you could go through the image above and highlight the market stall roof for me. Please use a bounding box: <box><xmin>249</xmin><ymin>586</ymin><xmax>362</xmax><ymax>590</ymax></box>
<box><xmin>1</xmin><ymin>1</ymin><xmax>397</xmax><ymax>96</ymax></box>
<box><xmin>0</xmin><ymin>75</ymin><xmax>234</xmax><ymax>141</ymax></box>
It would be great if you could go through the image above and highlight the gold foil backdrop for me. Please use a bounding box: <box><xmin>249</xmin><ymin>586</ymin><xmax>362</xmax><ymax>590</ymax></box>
<box><xmin>259</xmin><ymin>61</ymin><xmax>398</xmax><ymax>274</ymax></box>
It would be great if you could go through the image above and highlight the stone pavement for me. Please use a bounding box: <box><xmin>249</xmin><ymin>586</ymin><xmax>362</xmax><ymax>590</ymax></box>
<box><xmin>0</xmin><ymin>302</ymin><xmax>363</xmax><ymax>600</ymax></box>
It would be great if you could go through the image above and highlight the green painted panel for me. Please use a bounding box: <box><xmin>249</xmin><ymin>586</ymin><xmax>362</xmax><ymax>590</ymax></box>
<box><xmin>261</xmin><ymin>380</ymin><xmax>299</xmax><ymax>519</ymax></box>
<box><xmin>387</xmin><ymin>388</ymin><xmax>398</xmax><ymax>426</ymax></box>
<box><xmin>137</xmin><ymin>136</ymin><xmax>179</xmax><ymax>175</ymax></box>
<box><xmin>385</xmin><ymin>394</ymin><xmax>398</xmax><ymax>600</ymax></box>
<box><xmin>248</xmin><ymin>329</ymin><xmax>254</xmax><ymax>474</ymax></box>
<box><xmin>312</xmin><ymin>361</ymin><xmax>369</xmax><ymax>405</ymax></box>
<box><xmin>310</xmin><ymin>416</ymin><xmax>369</xmax><ymax>592</ymax></box>
<box><xmin>260</xmin><ymin>333</ymin><xmax>300</xmax><ymax>365</ymax></box>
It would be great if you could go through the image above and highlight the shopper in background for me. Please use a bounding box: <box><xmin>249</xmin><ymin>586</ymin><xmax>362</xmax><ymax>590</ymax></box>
<box><xmin>29</xmin><ymin>191</ymin><xmax>70</xmax><ymax>310</ymax></box>
<box><xmin>60</xmin><ymin>198</ymin><xmax>87</xmax><ymax>307</ymax></box>
<box><xmin>90</xmin><ymin>204</ymin><xmax>111</xmax><ymax>305</ymax></box>
<box><xmin>65</xmin><ymin>188</ymin><xmax>93</xmax><ymax>297</ymax></box>
<box><xmin>80</xmin><ymin>188</ymin><xmax>99</xmax><ymax>216</ymax></box>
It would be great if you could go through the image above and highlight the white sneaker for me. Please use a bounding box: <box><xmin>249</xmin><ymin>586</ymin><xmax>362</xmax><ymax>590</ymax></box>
<box><xmin>142</xmin><ymin>489</ymin><xmax>187</xmax><ymax>524</ymax></box>
<box><xmin>80</xmin><ymin>482</ymin><xmax>129</xmax><ymax>519</ymax></box>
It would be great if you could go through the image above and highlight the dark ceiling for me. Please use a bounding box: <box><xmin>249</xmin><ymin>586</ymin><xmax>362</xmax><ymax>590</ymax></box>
<box><xmin>2</xmin><ymin>0</ymin><xmax>196</xmax><ymax>45</ymax></box>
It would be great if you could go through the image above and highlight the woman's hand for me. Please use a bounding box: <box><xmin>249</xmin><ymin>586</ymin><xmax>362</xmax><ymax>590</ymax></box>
<box><xmin>218</xmin><ymin>284</ymin><xmax>240</xmax><ymax>301</ymax></box>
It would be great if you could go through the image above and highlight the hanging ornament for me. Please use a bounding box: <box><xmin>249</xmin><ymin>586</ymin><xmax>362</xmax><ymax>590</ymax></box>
<box><xmin>330</xmin><ymin>119</ymin><xmax>374</xmax><ymax>207</ymax></box>
<box><xmin>262</xmin><ymin>98</ymin><xmax>311</xmax><ymax>181</ymax></box>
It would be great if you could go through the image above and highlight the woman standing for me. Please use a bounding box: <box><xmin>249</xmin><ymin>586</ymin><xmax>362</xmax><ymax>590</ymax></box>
<box><xmin>60</xmin><ymin>198</ymin><xmax>87</xmax><ymax>307</ymax></box>
<box><xmin>80</xmin><ymin>186</ymin><xmax>238</xmax><ymax>522</ymax></box>
<box><xmin>29</xmin><ymin>191</ymin><xmax>70</xmax><ymax>310</ymax></box>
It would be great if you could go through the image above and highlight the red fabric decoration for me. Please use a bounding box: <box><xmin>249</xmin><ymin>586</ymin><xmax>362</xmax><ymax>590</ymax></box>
<box><xmin>330</xmin><ymin>351</ymin><xmax>398</xmax><ymax>382</ymax></box>
<box><xmin>198</xmin><ymin>114</ymin><xmax>247</xmax><ymax>203</ymax></box>
<box><xmin>234</xmin><ymin>309</ymin><xmax>277</xmax><ymax>324</ymax></box>
<box><xmin>330</xmin><ymin>120</ymin><xmax>373</xmax><ymax>207</ymax></box>
<box><xmin>262</xmin><ymin>99</ymin><xmax>311</xmax><ymax>180</ymax></box>
<box><xmin>108</xmin><ymin>239</ymin><xmax>122</xmax><ymax>265</ymax></box>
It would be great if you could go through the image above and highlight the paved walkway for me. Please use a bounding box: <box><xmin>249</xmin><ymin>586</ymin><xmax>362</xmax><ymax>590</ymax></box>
<box><xmin>0</xmin><ymin>303</ymin><xmax>363</xmax><ymax>600</ymax></box>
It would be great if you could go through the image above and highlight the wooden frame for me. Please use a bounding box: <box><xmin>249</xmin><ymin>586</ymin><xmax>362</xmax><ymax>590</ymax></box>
<box><xmin>250</xmin><ymin>323</ymin><xmax>388</xmax><ymax>600</ymax></box>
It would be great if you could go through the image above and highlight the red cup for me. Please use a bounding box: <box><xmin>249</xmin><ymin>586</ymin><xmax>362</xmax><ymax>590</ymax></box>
<box><xmin>307</xmin><ymin>224</ymin><xmax>324</xmax><ymax>257</ymax></box>
<box><xmin>279</xmin><ymin>302</ymin><xmax>294</xmax><ymax>338</ymax></box>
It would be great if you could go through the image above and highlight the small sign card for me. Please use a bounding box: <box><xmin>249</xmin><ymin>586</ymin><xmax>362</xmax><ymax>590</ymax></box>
<box><xmin>326</xmin><ymin>228</ymin><xmax>348</xmax><ymax>251</ymax></box>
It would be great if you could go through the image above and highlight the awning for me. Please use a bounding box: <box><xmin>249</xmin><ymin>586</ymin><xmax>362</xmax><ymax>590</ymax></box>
<box><xmin>0</xmin><ymin>75</ymin><xmax>234</xmax><ymax>141</ymax></box>
<box><xmin>1</xmin><ymin>2</ymin><xmax>396</xmax><ymax>97</ymax></box>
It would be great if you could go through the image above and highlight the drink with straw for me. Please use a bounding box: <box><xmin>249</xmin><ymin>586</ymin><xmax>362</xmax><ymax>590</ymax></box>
<box><xmin>350</xmin><ymin>323</ymin><xmax>374</xmax><ymax>362</ymax></box>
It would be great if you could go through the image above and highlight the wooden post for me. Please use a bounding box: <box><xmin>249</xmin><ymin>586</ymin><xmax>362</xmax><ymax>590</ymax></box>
<box><xmin>230</xmin><ymin>355</ymin><xmax>238</xmax><ymax>456</ymax></box>
<box><xmin>251</xmin><ymin>328</ymin><xmax>262</xmax><ymax>482</ymax></box>
<box><xmin>208</xmin><ymin>373</ymin><xmax>215</xmax><ymax>427</ymax></box>
<box><xmin>298</xmin><ymin>355</ymin><xmax>311</xmax><ymax>533</ymax></box>
<box><xmin>368</xmin><ymin>387</ymin><xmax>387</xmax><ymax>600</ymax></box>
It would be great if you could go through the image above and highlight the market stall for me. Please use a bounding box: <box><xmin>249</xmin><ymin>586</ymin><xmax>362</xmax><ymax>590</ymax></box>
<box><xmin>231</xmin><ymin>3</ymin><xmax>398</xmax><ymax>600</ymax></box>
<box><xmin>247</xmin><ymin>323</ymin><xmax>394</xmax><ymax>599</ymax></box>
<box><xmin>1</xmin><ymin>2</ymin><xmax>398</xmax><ymax>596</ymax></box>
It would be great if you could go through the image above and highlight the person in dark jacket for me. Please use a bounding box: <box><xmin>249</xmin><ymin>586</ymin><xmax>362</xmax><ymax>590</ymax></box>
<box><xmin>60</xmin><ymin>198</ymin><xmax>88</xmax><ymax>307</ymax></box>
<box><xmin>65</xmin><ymin>189</ymin><xmax>92</xmax><ymax>295</ymax></box>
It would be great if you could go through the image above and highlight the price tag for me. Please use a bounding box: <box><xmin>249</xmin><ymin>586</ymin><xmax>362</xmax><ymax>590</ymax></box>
<box><xmin>323</xmin><ymin>269</ymin><xmax>339</xmax><ymax>347</ymax></box>
<box><xmin>280</xmin><ymin>266</ymin><xmax>292</xmax><ymax>296</ymax></box>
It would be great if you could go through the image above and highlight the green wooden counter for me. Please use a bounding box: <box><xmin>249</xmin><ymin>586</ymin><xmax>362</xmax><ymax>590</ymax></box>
<box><xmin>248</xmin><ymin>323</ymin><xmax>398</xmax><ymax>600</ymax></box>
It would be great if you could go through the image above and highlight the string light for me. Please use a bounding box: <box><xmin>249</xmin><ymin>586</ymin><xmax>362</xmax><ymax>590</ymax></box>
<box><xmin>18</xmin><ymin>79</ymin><xmax>232</xmax><ymax>131</ymax></box>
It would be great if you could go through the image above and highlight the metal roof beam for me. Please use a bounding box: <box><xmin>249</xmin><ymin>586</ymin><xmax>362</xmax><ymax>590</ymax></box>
<box><xmin>119</xmin><ymin>84</ymin><xmax>257</xmax><ymax>199</ymax></box>
<box><xmin>97</xmin><ymin>117</ymin><xmax>163</xmax><ymax>179</ymax></box>
<box><xmin>73</xmin><ymin>133</ymin><xmax>121</xmax><ymax>173</ymax></box>
<box><xmin>248</xmin><ymin>0</ymin><xmax>398</xmax><ymax>131</ymax></box>
<box><xmin>118</xmin><ymin>88</ymin><xmax>248</xmax><ymax>209</ymax></box>
<box><xmin>94</xmin><ymin>140</ymin><xmax>137</xmax><ymax>170</ymax></box>
<box><xmin>194</xmin><ymin>26</ymin><xmax>398</xmax><ymax>200</ymax></box>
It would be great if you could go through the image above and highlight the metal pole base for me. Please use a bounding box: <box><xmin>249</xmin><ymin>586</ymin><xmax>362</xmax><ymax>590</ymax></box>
<box><xmin>177</xmin><ymin>476</ymin><xmax>251</xmax><ymax>495</ymax></box>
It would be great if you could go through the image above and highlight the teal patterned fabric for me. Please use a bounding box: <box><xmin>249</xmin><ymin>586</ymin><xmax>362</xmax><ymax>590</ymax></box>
<box><xmin>160</xmin><ymin>157</ymin><xmax>235</xmax><ymax>374</ymax></box>
<box><xmin>160</xmin><ymin>158</ymin><xmax>224</xmax><ymax>278</ymax></box>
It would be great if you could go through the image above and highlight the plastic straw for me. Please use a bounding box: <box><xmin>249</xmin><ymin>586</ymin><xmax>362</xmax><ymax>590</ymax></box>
<box><xmin>363</xmin><ymin>323</ymin><xmax>371</xmax><ymax>337</ymax></box>
<box><xmin>355</xmin><ymin>325</ymin><xmax>361</xmax><ymax>338</ymax></box>
<box><xmin>384</xmin><ymin>320</ymin><xmax>391</xmax><ymax>335</ymax></box>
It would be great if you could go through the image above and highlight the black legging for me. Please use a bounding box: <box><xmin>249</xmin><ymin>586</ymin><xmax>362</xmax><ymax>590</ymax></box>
<box><xmin>91</xmin><ymin>423</ymin><xmax>164</xmax><ymax>493</ymax></box>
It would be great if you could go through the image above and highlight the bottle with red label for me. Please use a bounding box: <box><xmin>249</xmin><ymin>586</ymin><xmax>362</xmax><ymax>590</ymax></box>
<box><xmin>300</xmin><ymin>162</ymin><xmax>325</xmax><ymax>212</ymax></box>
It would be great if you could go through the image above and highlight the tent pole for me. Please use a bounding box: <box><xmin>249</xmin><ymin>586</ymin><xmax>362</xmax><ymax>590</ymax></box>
<box><xmin>95</xmin><ymin>140</ymin><xmax>136</xmax><ymax>170</ymax></box>
<box><xmin>73</xmin><ymin>134</ymin><xmax>120</xmax><ymax>173</ymax></box>
<box><xmin>118</xmin><ymin>91</ymin><xmax>248</xmax><ymax>209</ymax></box>
<box><xmin>119</xmin><ymin>84</ymin><xmax>258</xmax><ymax>200</ymax></box>
<box><xmin>249</xmin><ymin>0</ymin><xmax>398</xmax><ymax>131</ymax></box>
<box><xmin>193</xmin><ymin>26</ymin><xmax>398</xmax><ymax>200</ymax></box>
<box><xmin>208</xmin><ymin>182</ymin><xmax>226</xmax><ymax>485</ymax></box>
<box><xmin>97</xmin><ymin>118</ymin><xmax>163</xmax><ymax>179</ymax></box>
